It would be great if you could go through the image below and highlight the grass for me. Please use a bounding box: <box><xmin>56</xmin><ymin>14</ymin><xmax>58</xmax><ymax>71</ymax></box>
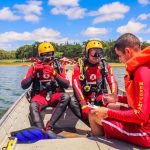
<box><xmin>0</xmin><ymin>59</ymin><xmax>32</xmax><ymax>66</ymax></box>
<box><xmin>0</xmin><ymin>59</ymin><xmax>125</xmax><ymax>67</ymax></box>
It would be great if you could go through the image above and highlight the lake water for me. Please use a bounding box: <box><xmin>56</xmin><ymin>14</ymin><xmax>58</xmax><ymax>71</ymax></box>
<box><xmin>0</xmin><ymin>66</ymin><xmax>125</xmax><ymax>118</ymax></box>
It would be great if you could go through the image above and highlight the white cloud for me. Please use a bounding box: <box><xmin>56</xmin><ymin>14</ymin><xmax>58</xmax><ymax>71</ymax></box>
<box><xmin>0</xmin><ymin>27</ymin><xmax>79</xmax><ymax>50</ymax></box>
<box><xmin>24</xmin><ymin>14</ymin><xmax>40</xmax><ymax>22</ymax></box>
<box><xmin>48</xmin><ymin>0</ymin><xmax>79</xmax><ymax>7</ymax></box>
<box><xmin>51</xmin><ymin>6</ymin><xmax>86</xmax><ymax>19</ymax></box>
<box><xmin>0</xmin><ymin>27</ymin><xmax>60</xmax><ymax>43</ymax></box>
<box><xmin>137</xmin><ymin>13</ymin><xmax>150</xmax><ymax>20</ymax></box>
<box><xmin>14</xmin><ymin>0</ymin><xmax>42</xmax><ymax>22</ymax></box>
<box><xmin>117</xmin><ymin>20</ymin><xmax>147</xmax><ymax>34</ymax></box>
<box><xmin>81</xmin><ymin>27</ymin><xmax>108</xmax><ymax>37</ymax></box>
<box><xmin>93</xmin><ymin>13</ymin><xmax>124</xmax><ymax>24</ymax></box>
<box><xmin>88</xmin><ymin>2</ymin><xmax>130</xmax><ymax>24</ymax></box>
<box><xmin>49</xmin><ymin>0</ymin><xmax>86</xmax><ymax>19</ymax></box>
<box><xmin>0</xmin><ymin>7</ymin><xmax>20</xmax><ymax>21</ymax></box>
<box><xmin>97</xmin><ymin>2</ymin><xmax>129</xmax><ymax>14</ymax></box>
<box><xmin>138</xmin><ymin>0</ymin><xmax>150</xmax><ymax>5</ymax></box>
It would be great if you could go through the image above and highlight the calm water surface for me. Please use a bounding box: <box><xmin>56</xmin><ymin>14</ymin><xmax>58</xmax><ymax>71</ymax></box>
<box><xmin>0</xmin><ymin>66</ymin><xmax>125</xmax><ymax>118</ymax></box>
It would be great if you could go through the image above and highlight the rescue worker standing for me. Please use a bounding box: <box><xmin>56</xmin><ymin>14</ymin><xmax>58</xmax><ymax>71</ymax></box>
<box><xmin>21</xmin><ymin>42</ymin><xmax>70</xmax><ymax>133</ymax></box>
<box><xmin>70</xmin><ymin>40</ymin><xmax>118</xmax><ymax>125</ymax></box>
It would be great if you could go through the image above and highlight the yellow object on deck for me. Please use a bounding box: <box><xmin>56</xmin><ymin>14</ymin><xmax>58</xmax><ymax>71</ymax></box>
<box><xmin>3</xmin><ymin>137</ymin><xmax>16</xmax><ymax>150</ymax></box>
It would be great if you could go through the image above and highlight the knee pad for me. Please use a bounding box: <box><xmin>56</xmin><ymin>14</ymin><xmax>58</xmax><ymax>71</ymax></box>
<box><xmin>61</xmin><ymin>93</ymin><xmax>71</xmax><ymax>104</ymax></box>
<box><xmin>70</xmin><ymin>96</ymin><xmax>80</xmax><ymax>107</ymax></box>
<box><xmin>30</xmin><ymin>102</ymin><xmax>39</xmax><ymax>111</ymax></box>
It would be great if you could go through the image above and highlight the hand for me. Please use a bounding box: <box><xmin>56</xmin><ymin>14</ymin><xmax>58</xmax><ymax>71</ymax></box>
<box><xmin>32</xmin><ymin>63</ymin><xmax>43</xmax><ymax>77</ymax></box>
<box><xmin>34</xmin><ymin>63</ymin><xmax>43</xmax><ymax>72</ymax></box>
<box><xmin>91</xmin><ymin>107</ymin><xmax>108</xmax><ymax>120</ymax></box>
<box><xmin>43</xmin><ymin>65</ymin><xmax>57</xmax><ymax>77</ymax></box>
<box><xmin>102</xmin><ymin>93</ymin><xmax>118</xmax><ymax>106</ymax></box>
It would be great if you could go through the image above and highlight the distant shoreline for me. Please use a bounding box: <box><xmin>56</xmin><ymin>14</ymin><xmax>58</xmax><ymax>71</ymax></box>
<box><xmin>0</xmin><ymin>62</ymin><xmax>125</xmax><ymax>67</ymax></box>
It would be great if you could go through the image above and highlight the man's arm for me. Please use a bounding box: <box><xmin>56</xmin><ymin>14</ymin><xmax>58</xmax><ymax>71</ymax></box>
<box><xmin>72</xmin><ymin>65</ymin><xmax>86</xmax><ymax>106</ymax></box>
<box><xmin>107</xmin><ymin>65</ymin><xmax>150</xmax><ymax>124</ymax></box>
<box><xmin>21</xmin><ymin>66</ymin><xmax>34</xmax><ymax>89</ymax></box>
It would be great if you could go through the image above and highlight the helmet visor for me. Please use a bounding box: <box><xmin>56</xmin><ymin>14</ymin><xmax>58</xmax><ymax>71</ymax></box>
<box><xmin>89</xmin><ymin>48</ymin><xmax>103</xmax><ymax>58</ymax></box>
<box><xmin>40</xmin><ymin>52</ymin><xmax>54</xmax><ymax>62</ymax></box>
<box><xmin>40</xmin><ymin>52</ymin><xmax>54</xmax><ymax>57</ymax></box>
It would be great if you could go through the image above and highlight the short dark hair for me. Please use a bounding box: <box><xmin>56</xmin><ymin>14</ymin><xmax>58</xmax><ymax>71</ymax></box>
<box><xmin>114</xmin><ymin>33</ymin><xmax>141</xmax><ymax>53</ymax></box>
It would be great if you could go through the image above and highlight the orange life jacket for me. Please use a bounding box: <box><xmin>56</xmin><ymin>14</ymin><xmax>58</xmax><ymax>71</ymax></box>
<box><xmin>125</xmin><ymin>46</ymin><xmax>150</xmax><ymax>108</ymax></box>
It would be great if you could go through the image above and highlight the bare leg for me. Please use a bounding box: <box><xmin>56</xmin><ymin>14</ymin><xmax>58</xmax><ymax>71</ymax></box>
<box><xmin>89</xmin><ymin>111</ymin><xmax>104</xmax><ymax>136</ymax></box>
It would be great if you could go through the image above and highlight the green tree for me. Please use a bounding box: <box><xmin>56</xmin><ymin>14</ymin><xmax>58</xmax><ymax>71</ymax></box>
<box><xmin>103</xmin><ymin>40</ymin><xmax>118</xmax><ymax>62</ymax></box>
<box><xmin>16</xmin><ymin>45</ymin><xmax>34</xmax><ymax>60</ymax></box>
<box><xmin>141</xmin><ymin>41</ymin><xmax>150</xmax><ymax>50</ymax></box>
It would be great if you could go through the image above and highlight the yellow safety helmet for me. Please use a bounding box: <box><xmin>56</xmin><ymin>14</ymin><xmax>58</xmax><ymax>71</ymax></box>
<box><xmin>85</xmin><ymin>40</ymin><xmax>103</xmax><ymax>57</ymax></box>
<box><xmin>38</xmin><ymin>42</ymin><xmax>55</xmax><ymax>56</ymax></box>
<box><xmin>86</xmin><ymin>40</ymin><xmax>103</xmax><ymax>51</ymax></box>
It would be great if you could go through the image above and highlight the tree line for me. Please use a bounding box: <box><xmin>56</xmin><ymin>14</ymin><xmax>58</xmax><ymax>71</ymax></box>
<box><xmin>0</xmin><ymin>41</ymin><xmax>150</xmax><ymax>62</ymax></box>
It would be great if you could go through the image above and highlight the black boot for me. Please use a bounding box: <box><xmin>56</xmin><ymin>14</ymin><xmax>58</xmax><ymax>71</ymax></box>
<box><xmin>48</xmin><ymin>93</ymin><xmax>71</xmax><ymax>128</ymax></box>
<box><xmin>30</xmin><ymin>101</ymin><xmax>44</xmax><ymax>130</ymax></box>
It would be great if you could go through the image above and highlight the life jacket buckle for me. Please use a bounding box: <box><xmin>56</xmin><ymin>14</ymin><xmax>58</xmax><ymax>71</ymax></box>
<box><xmin>83</xmin><ymin>85</ymin><xmax>91</xmax><ymax>92</ymax></box>
<box><xmin>91</xmin><ymin>97</ymin><xmax>95</xmax><ymax>105</ymax></box>
<box><xmin>46</xmin><ymin>92</ymin><xmax>51</xmax><ymax>101</ymax></box>
<box><xmin>79</xmin><ymin>74</ymin><xmax>85</xmax><ymax>81</ymax></box>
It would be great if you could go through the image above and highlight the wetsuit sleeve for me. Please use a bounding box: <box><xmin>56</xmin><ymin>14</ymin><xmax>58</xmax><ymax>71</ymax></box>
<box><xmin>55</xmin><ymin>64</ymin><xmax>70</xmax><ymax>89</ymax></box>
<box><xmin>107</xmin><ymin>65</ymin><xmax>150</xmax><ymax>125</ymax></box>
<box><xmin>21</xmin><ymin>66</ymin><xmax>34</xmax><ymax>89</ymax></box>
<box><xmin>105</xmin><ymin>64</ymin><xmax>118</xmax><ymax>94</ymax></box>
<box><xmin>72</xmin><ymin>65</ymin><xmax>86</xmax><ymax>106</ymax></box>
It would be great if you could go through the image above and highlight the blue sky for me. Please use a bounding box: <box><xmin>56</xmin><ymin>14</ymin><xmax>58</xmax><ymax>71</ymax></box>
<box><xmin>0</xmin><ymin>0</ymin><xmax>150</xmax><ymax>50</ymax></box>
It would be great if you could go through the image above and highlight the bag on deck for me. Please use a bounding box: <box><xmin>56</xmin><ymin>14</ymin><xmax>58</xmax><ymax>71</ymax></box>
<box><xmin>11</xmin><ymin>127</ymin><xmax>64</xmax><ymax>143</ymax></box>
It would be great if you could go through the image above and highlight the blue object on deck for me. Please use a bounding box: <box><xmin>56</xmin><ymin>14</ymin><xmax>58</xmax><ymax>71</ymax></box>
<box><xmin>11</xmin><ymin>127</ymin><xmax>64</xmax><ymax>143</ymax></box>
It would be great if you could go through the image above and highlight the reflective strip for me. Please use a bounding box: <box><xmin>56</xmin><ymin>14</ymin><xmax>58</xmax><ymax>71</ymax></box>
<box><xmin>40</xmin><ymin>79</ymin><xmax>51</xmax><ymax>82</ymax></box>
<box><xmin>81</xmin><ymin>105</ymin><xmax>87</xmax><ymax>109</ymax></box>
<box><xmin>110</xmin><ymin>68</ymin><xmax>113</xmax><ymax>74</ymax></box>
<box><xmin>112</xmin><ymin>82</ymin><xmax>115</xmax><ymax>88</ymax></box>
<box><xmin>102</xmin><ymin>120</ymin><xmax>147</xmax><ymax>137</ymax></box>
<box><xmin>74</xmin><ymin>79</ymin><xmax>84</xmax><ymax>100</ymax></box>
<box><xmin>112</xmin><ymin>88</ymin><xmax>115</xmax><ymax>93</ymax></box>
<box><xmin>110</xmin><ymin>76</ymin><xmax>114</xmax><ymax>83</ymax></box>
<box><xmin>110</xmin><ymin>76</ymin><xmax>116</xmax><ymax>93</ymax></box>
<box><xmin>111</xmin><ymin>82</ymin><xmax>116</xmax><ymax>93</ymax></box>
<box><xmin>72</xmin><ymin>70</ymin><xmax>74</xmax><ymax>75</ymax></box>
<box><xmin>87</xmin><ymin>81</ymin><xmax>96</xmax><ymax>85</ymax></box>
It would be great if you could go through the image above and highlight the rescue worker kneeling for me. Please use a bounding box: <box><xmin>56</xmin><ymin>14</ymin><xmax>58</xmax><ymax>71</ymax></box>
<box><xmin>21</xmin><ymin>42</ymin><xmax>70</xmax><ymax>134</ymax></box>
<box><xmin>69</xmin><ymin>40</ymin><xmax>118</xmax><ymax>125</ymax></box>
